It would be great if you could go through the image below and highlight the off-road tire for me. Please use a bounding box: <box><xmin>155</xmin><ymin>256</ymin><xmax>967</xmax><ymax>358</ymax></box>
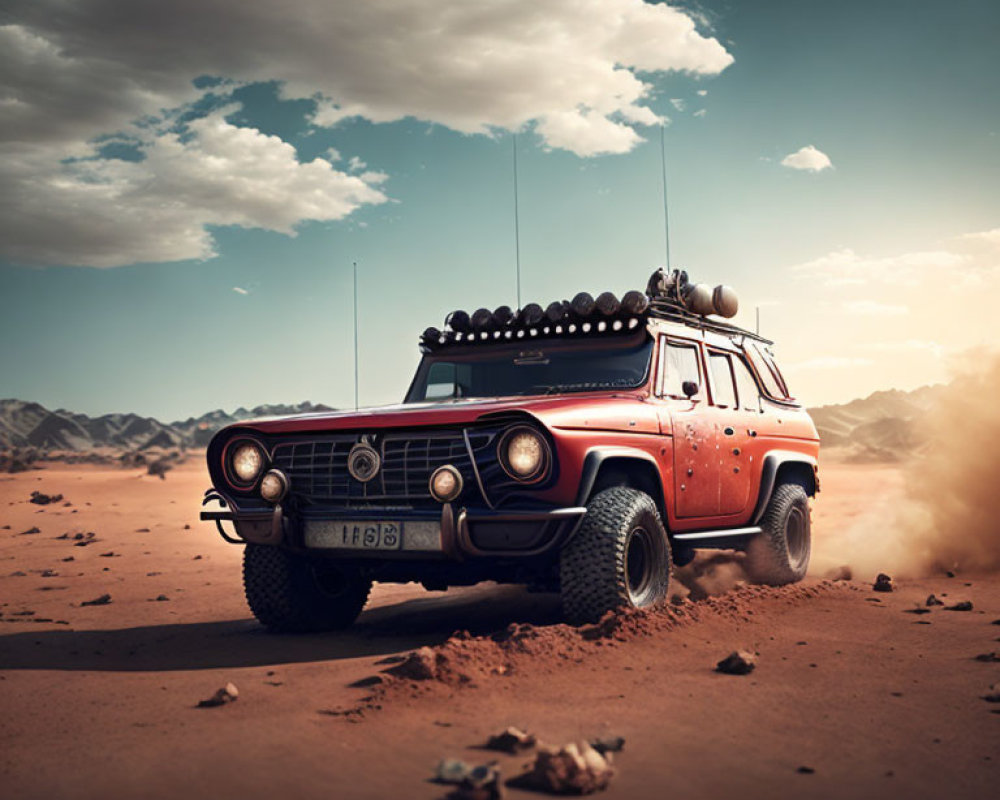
<box><xmin>744</xmin><ymin>482</ymin><xmax>811</xmax><ymax>586</ymax></box>
<box><xmin>243</xmin><ymin>544</ymin><xmax>371</xmax><ymax>633</ymax></box>
<box><xmin>559</xmin><ymin>487</ymin><xmax>672</xmax><ymax>624</ymax></box>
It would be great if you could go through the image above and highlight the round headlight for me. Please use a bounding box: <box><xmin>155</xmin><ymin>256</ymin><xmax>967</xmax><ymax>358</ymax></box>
<box><xmin>429</xmin><ymin>464</ymin><xmax>463</xmax><ymax>503</ymax></box>
<box><xmin>260</xmin><ymin>469</ymin><xmax>289</xmax><ymax>503</ymax></box>
<box><xmin>499</xmin><ymin>427</ymin><xmax>549</xmax><ymax>482</ymax></box>
<box><xmin>230</xmin><ymin>442</ymin><xmax>264</xmax><ymax>485</ymax></box>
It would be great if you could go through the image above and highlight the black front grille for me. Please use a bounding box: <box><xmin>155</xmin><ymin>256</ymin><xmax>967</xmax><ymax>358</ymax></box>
<box><xmin>271</xmin><ymin>429</ymin><xmax>494</xmax><ymax>508</ymax></box>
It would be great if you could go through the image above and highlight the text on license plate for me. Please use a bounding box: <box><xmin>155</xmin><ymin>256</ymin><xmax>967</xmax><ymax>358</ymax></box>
<box><xmin>335</xmin><ymin>521</ymin><xmax>401</xmax><ymax>550</ymax></box>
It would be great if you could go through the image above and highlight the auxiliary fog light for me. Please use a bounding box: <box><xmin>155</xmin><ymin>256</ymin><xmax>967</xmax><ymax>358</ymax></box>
<box><xmin>429</xmin><ymin>464</ymin><xmax>464</xmax><ymax>503</ymax></box>
<box><xmin>260</xmin><ymin>469</ymin><xmax>289</xmax><ymax>503</ymax></box>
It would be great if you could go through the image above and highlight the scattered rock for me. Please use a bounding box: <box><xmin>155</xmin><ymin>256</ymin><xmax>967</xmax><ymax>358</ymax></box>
<box><xmin>926</xmin><ymin>595</ymin><xmax>944</xmax><ymax>606</ymax></box>
<box><xmin>135</xmin><ymin>528</ymin><xmax>150</xmax><ymax>533</ymax></box>
<box><xmin>61</xmin><ymin>556</ymin><xmax>74</xmax><ymax>562</ymax></box>
<box><xmin>904</xmin><ymin>608</ymin><xmax>931</xmax><ymax>615</ymax></box>
<box><xmin>184</xmin><ymin>524</ymin><xmax>191</xmax><ymax>530</ymax></box>
<box><xmin>435</xmin><ymin>758</ymin><xmax>473</xmax><ymax>784</ymax></box>
<box><xmin>80</xmin><ymin>593</ymin><xmax>112</xmax><ymax>607</ymax></box>
<box><xmin>797</xmin><ymin>766</ymin><xmax>816</xmax><ymax>775</ymax></box>
<box><xmin>18</xmin><ymin>526</ymin><xmax>41</xmax><ymax>535</ymax></box>
<box><xmin>716</xmin><ymin>650</ymin><xmax>756</xmax><ymax>675</ymax></box>
<box><xmin>197</xmin><ymin>682</ymin><xmax>239</xmax><ymax>708</ymax></box>
<box><xmin>824</xmin><ymin>565</ymin><xmax>852</xmax><ymax>581</ymax></box>
<box><xmin>983</xmin><ymin>684</ymin><xmax>1000</xmax><ymax>703</ymax></box>
<box><xmin>147</xmin><ymin>459</ymin><xmax>172</xmax><ymax>479</ymax></box>
<box><xmin>193</xmin><ymin>554</ymin><xmax>202</xmax><ymax>559</ymax></box>
<box><xmin>39</xmin><ymin>569</ymin><xmax>58</xmax><ymax>578</ymax></box>
<box><xmin>154</xmin><ymin>594</ymin><xmax>170</xmax><ymax>602</ymax></box>
<box><xmin>10</xmin><ymin>570</ymin><xmax>27</xmax><ymax>577</ymax></box>
<box><xmin>524</xmin><ymin>742</ymin><xmax>614</xmax><ymax>795</ymax></box>
<box><xmin>29</xmin><ymin>491</ymin><xmax>63</xmax><ymax>505</ymax></box>
<box><xmin>945</xmin><ymin>601</ymin><xmax>973</xmax><ymax>612</ymax></box>
<box><xmin>391</xmin><ymin>647</ymin><xmax>439</xmax><ymax>681</ymax></box>
<box><xmin>872</xmin><ymin>573</ymin><xmax>893</xmax><ymax>593</ymax></box>
<box><xmin>973</xmin><ymin>652</ymin><xmax>1000</xmax><ymax>663</ymax></box>
<box><xmin>446</xmin><ymin>763</ymin><xmax>503</xmax><ymax>800</ymax></box>
<box><xmin>590</xmin><ymin>736</ymin><xmax>625</xmax><ymax>755</ymax></box>
<box><xmin>485</xmin><ymin>726</ymin><xmax>536</xmax><ymax>754</ymax></box>
<box><xmin>99</xmin><ymin>551</ymin><xmax>117</xmax><ymax>558</ymax></box>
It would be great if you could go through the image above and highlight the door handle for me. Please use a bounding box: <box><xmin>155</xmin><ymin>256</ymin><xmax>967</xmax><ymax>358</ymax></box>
<box><xmin>723</xmin><ymin>426</ymin><xmax>735</xmax><ymax>436</ymax></box>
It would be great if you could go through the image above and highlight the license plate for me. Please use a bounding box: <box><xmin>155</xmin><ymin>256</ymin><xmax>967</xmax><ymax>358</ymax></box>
<box><xmin>329</xmin><ymin>521</ymin><xmax>402</xmax><ymax>551</ymax></box>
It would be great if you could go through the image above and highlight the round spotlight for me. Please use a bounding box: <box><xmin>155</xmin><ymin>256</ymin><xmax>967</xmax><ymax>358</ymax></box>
<box><xmin>493</xmin><ymin>305</ymin><xmax>514</xmax><ymax>326</ymax></box>
<box><xmin>498</xmin><ymin>427</ymin><xmax>550</xmax><ymax>483</ymax></box>
<box><xmin>520</xmin><ymin>303</ymin><xmax>544</xmax><ymax>326</ymax></box>
<box><xmin>621</xmin><ymin>290</ymin><xmax>649</xmax><ymax>315</ymax></box>
<box><xmin>685</xmin><ymin>283</ymin><xmax>715</xmax><ymax>316</ymax></box>
<box><xmin>596</xmin><ymin>291</ymin><xmax>620</xmax><ymax>316</ymax></box>
<box><xmin>545</xmin><ymin>300</ymin><xmax>566</xmax><ymax>323</ymax></box>
<box><xmin>627</xmin><ymin>317</ymin><xmax>640</xmax><ymax>329</ymax></box>
<box><xmin>712</xmin><ymin>285</ymin><xmax>739</xmax><ymax>318</ymax></box>
<box><xmin>260</xmin><ymin>469</ymin><xmax>289</xmax><ymax>503</ymax></box>
<box><xmin>445</xmin><ymin>309</ymin><xmax>471</xmax><ymax>333</ymax></box>
<box><xmin>471</xmin><ymin>307</ymin><xmax>493</xmax><ymax>331</ymax></box>
<box><xmin>429</xmin><ymin>464</ymin><xmax>463</xmax><ymax>503</ymax></box>
<box><xmin>612</xmin><ymin>319</ymin><xmax>623</xmax><ymax>331</ymax></box>
<box><xmin>228</xmin><ymin>441</ymin><xmax>265</xmax><ymax>486</ymax></box>
<box><xmin>570</xmin><ymin>291</ymin><xmax>596</xmax><ymax>317</ymax></box>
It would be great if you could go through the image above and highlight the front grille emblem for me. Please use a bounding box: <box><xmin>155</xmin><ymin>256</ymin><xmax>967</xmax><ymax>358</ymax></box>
<box><xmin>347</xmin><ymin>442</ymin><xmax>381</xmax><ymax>483</ymax></box>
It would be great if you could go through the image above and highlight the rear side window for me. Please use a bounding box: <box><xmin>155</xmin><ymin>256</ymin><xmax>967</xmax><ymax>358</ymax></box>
<box><xmin>745</xmin><ymin>342</ymin><xmax>790</xmax><ymax>400</ymax></box>
<box><xmin>658</xmin><ymin>340</ymin><xmax>701</xmax><ymax>398</ymax></box>
<box><xmin>733</xmin><ymin>357</ymin><xmax>762</xmax><ymax>412</ymax></box>
<box><xmin>707</xmin><ymin>352</ymin><xmax>737</xmax><ymax>409</ymax></box>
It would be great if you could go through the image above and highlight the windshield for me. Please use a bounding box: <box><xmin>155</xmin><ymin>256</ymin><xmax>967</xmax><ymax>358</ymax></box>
<box><xmin>405</xmin><ymin>336</ymin><xmax>654</xmax><ymax>403</ymax></box>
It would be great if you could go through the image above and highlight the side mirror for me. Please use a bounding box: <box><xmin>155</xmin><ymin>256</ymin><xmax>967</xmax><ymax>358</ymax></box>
<box><xmin>682</xmin><ymin>380</ymin><xmax>699</xmax><ymax>398</ymax></box>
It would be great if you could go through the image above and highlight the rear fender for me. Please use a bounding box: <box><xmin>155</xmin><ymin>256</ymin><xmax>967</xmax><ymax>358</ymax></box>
<box><xmin>574</xmin><ymin>447</ymin><xmax>668</xmax><ymax>525</ymax></box>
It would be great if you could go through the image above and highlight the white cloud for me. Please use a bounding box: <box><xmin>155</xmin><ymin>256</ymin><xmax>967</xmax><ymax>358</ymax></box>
<box><xmin>780</xmin><ymin>145</ymin><xmax>833</xmax><ymax>172</ymax></box>
<box><xmin>844</xmin><ymin>299</ymin><xmax>909</xmax><ymax>316</ymax></box>
<box><xmin>347</xmin><ymin>155</ymin><xmax>367</xmax><ymax>173</ymax></box>
<box><xmin>232</xmin><ymin>286</ymin><xmax>249</xmax><ymax>295</ymax></box>
<box><xmin>670</xmin><ymin>98</ymin><xmax>686</xmax><ymax>111</ymax></box>
<box><xmin>696</xmin><ymin>89</ymin><xmax>708</xmax><ymax>97</ymax></box>
<box><xmin>0</xmin><ymin>108</ymin><xmax>388</xmax><ymax>267</ymax></box>
<box><xmin>0</xmin><ymin>0</ymin><xmax>734</xmax><ymax>266</ymax></box>
<box><xmin>957</xmin><ymin>228</ymin><xmax>1000</xmax><ymax>248</ymax></box>
<box><xmin>693</xmin><ymin>109</ymin><xmax>707</xmax><ymax>118</ymax></box>
<box><xmin>792</xmin><ymin>247</ymin><xmax>967</xmax><ymax>287</ymax></box>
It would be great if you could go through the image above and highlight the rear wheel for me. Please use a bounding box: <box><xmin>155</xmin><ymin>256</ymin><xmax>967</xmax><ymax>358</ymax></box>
<box><xmin>243</xmin><ymin>544</ymin><xmax>371</xmax><ymax>632</ymax></box>
<box><xmin>559</xmin><ymin>487</ymin><xmax>672</xmax><ymax>624</ymax></box>
<box><xmin>744</xmin><ymin>482</ymin><xmax>811</xmax><ymax>585</ymax></box>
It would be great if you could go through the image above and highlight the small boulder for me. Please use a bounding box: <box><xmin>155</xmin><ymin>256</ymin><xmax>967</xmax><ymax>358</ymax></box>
<box><xmin>18</xmin><ymin>526</ymin><xmax>41</xmax><ymax>535</ymax></box>
<box><xmin>435</xmin><ymin>758</ymin><xmax>473</xmax><ymax>785</ymax></box>
<box><xmin>716</xmin><ymin>650</ymin><xmax>756</xmax><ymax>675</ymax></box>
<box><xmin>973</xmin><ymin>652</ymin><xmax>1000</xmax><ymax>663</ymax></box>
<box><xmin>945</xmin><ymin>601</ymin><xmax>973</xmax><ymax>612</ymax></box>
<box><xmin>872</xmin><ymin>573</ymin><xmax>893</xmax><ymax>593</ymax></box>
<box><xmin>983</xmin><ymin>683</ymin><xmax>1000</xmax><ymax>703</ymax></box>
<box><xmin>197</xmin><ymin>682</ymin><xmax>239</xmax><ymax>708</ymax></box>
<box><xmin>80</xmin><ymin>593</ymin><xmax>111</xmax><ymax>607</ymax></box>
<box><xmin>447</xmin><ymin>763</ymin><xmax>503</xmax><ymax>800</ymax></box>
<box><xmin>29</xmin><ymin>491</ymin><xmax>63</xmax><ymax>505</ymax></box>
<box><xmin>590</xmin><ymin>736</ymin><xmax>625</xmax><ymax>755</ymax></box>
<box><xmin>926</xmin><ymin>594</ymin><xmax>944</xmax><ymax>606</ymax></box>
<box><xmin>391</xmin><ymin>647</ymin><xmax>439</xmax><ymax>681</ymax></box>
<box><xmin>486</xmin><ymin>726</ymin><xmax>537</xmax><ymax>754</ymax></box>
<box><xmin>526</xmin><ymin>742</ymin><xmax>614</xmax><ymax>795</ymax></box>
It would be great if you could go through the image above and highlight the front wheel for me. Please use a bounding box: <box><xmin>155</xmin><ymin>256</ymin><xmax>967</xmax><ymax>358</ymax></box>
<box><xmin>744</xmin><ymin>482</ymin><xmax>811</xmax><ymax>585</ymax></box>
<box><xmin>559</xmin><ymin>487</ymin><xmax>672</xmax><ymax>624</ymax></box>
<box><xmin>243</xmin><ymin>544</ymin><xmax>371</xmax><ymax>632</ymax></box>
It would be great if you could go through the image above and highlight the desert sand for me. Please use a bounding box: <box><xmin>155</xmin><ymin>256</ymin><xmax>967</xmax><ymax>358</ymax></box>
<box><xmin>1</xmin><ymin>458</ymin><xmax>998</xmax><ymax>799</ymax></box>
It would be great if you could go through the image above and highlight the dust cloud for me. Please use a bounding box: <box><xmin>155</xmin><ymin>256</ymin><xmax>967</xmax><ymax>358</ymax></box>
<box><xmin>812</xmin><ymin>351</ymin><xmax>1000</xmax><ymax>579</ymax></box>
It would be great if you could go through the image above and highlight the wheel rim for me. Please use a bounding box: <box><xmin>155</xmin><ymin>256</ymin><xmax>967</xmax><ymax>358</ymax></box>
<box><xmin>626</xmin><ymin>526</ymin><xmax>656</xmax><ymax>605</ymax></box>
<box><xmin>785</xmin><ymin>505</ymin><xmax>808</xmax><ymax>569</ymax></box>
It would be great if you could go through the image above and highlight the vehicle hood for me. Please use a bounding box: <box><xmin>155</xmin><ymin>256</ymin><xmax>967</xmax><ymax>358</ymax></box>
<box><xmin>227</xmin><ymin>392</ymin><xmax>660</xmax><ymax>436</ymax></box>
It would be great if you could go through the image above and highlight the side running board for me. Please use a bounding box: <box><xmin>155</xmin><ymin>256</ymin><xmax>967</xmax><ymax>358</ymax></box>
<box><xmin>672</xmin><ymin>526</ymin><xmax>761</xmax><ymax>543</ymax></box>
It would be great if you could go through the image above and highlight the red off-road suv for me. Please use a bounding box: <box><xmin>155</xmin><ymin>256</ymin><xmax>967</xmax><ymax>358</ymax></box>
<box><xmin>202</xmin><ymin>270</ymin><xmax>819</xmax><ymax>629</ymax></box>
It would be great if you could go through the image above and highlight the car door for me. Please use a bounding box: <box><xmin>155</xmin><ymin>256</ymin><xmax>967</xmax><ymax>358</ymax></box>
<box><xmin>706</xmin><ymin>349</ymin><xmax>755</xmax><ymax>516</ymax></box>
<box><xmin>658</xmin><ymin>337</ymin><xmax>721</xmax><ymax>518</ymax></box>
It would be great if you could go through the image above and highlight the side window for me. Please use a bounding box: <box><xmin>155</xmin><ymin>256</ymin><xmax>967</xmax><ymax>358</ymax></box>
<box><xmin>745</xmin><ymin>342</ymin><xmax>786</xmax><ymax>400</ymax></box>
<box><xmin>733</xmin><ymin>357</ymin><xmax>762</xmax><ymax>412</ymax></box>
<box><xmin>658</xmin><ymin>339</ymin><xmax>702</xmax><ymax>398</ymax></box>
<box><xmin>707</xmin><ymin>352</ymin><xmax>737</xmax><ymax>409</ymax></box>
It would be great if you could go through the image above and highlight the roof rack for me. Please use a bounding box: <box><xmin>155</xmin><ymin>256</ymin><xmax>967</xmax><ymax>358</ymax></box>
<box><xmin>647</xmin><ymin>299</ymin><xmax>773</xmax><ymax>345</ymax></box>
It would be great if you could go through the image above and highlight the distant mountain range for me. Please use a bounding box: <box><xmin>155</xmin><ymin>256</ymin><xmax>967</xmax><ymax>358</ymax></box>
<box><xmin>0</xmin><ymin>400</ymin><xmax>334</xmax><ymax>452</ymax></box>
<box><xmin>1</xmin><ymin>385</ymin><xmax>943</xmax><ymax>460</ymax></box>
<box><xmin>809</xmin><ymin>384</ymin><xmax>944</xmax><ymax>462</ymax></box>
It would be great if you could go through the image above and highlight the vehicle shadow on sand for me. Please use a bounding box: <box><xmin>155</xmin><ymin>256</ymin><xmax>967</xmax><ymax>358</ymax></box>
<box><xmin>0</xmin><ymin>585</ymin><xmax>563</xmax><ymax>673</ymax></box>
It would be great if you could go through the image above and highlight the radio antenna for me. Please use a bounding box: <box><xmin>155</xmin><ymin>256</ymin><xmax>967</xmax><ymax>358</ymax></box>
<box><xmin>353</xmin><ymin>260</ymin><xmax>360</xmax><ymax>411</ymax></box>
<box><xmin>659</xmin><ymin>124</ymin><xmax>672</xmax><ymax>270</ymax></box>
<box><xmin>512</xmin><ymin>133</ymin><xmax>522</xmax><ymax>308</ymax></box>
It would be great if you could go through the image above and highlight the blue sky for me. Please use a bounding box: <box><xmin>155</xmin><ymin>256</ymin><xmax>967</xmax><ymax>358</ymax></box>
<box><xmin>1</xmin><ymin>0</ymin><xmax>998</xmax><ymax>420</ymax></box>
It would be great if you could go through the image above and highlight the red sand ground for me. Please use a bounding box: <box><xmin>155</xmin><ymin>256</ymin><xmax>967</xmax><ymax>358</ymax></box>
<box><xmin>1</xmin><ymin>459</ymin><xmax>997</xmax><ymax>799</ymax></box>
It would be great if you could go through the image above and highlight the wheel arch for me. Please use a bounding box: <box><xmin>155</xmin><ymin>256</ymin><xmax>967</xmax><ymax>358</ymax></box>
<box><xmin>574</xmin><ymin>447</ymin><xmax>669</xmax><ymax>526</ymax></box>
<box><xmin>750</xmin><ymin>450</ymin><xmax>818</xmax><ymax>525</ymax></box>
